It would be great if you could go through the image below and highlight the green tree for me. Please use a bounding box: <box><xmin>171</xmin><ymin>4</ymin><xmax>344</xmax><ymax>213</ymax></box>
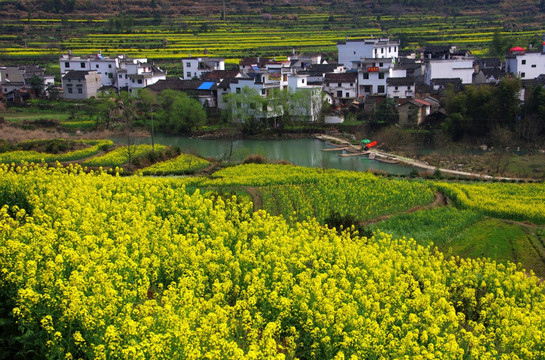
<box><xmin>224</xmin><ymin>87</ymin><xmax>265</xmax><ymax>132</ymax></box>
<box><xmin>137</xmin><ymin>89</ymin><xmax>159</xmax><ymax>150</ymax></box>
<box><xmin>155</xmin><ymin>90</ymin><xmax>206</xmax><ymax>134</ymax></box>
<box><xmin>28</xmin><ymin>76</ymin><xmax>45</xmax><ymax>98</ymax></box>
<box><xmin>375</xmin><ymin>97</ymin><xmax>398</xmax><ymax>124</ymax></box>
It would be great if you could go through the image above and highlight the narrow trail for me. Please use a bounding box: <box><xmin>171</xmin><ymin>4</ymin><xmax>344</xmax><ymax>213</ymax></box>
<box><xmin>359</xmin><ymin>192</ymin><xmax>447</xmax><ymax>227</ymax></box>
<box><xmin>314</xmin><ymin>134</ymin><xmax>525</xmax><ymax>181</ymax></box>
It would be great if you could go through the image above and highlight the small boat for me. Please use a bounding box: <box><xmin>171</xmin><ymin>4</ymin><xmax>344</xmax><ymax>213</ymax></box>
<box><xmin>374</xmin><ymin>156</ymin><xmax>399</xmax><ymax>164</ymax></box>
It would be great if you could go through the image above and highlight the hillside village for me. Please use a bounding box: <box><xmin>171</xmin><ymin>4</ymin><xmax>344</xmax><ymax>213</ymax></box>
<box><xmin>2</xmin><ymin>36</ymin><xmax>545</xmax><ymax>127</ymax></box>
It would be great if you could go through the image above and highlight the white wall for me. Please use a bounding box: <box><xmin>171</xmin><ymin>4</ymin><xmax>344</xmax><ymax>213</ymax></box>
<box><xmin>424</xmin><ymin>59</ymin><xmax>474</xmax><ymax>85</ymax></box>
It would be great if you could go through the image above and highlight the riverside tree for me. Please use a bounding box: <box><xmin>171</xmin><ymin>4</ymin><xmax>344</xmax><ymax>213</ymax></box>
<box><xmin>155</xmin><ymin>89</ymin><xmax>206</xmax><ymax>134</ymax></box>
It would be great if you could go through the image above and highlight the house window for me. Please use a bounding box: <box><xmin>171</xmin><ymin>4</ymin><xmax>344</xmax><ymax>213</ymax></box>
<box><xmin>353</xmin><ymin>51</ymin><xmax>356</xmax><ymax>55</ymax></box>
<box><xmin>395</xmin><ymin>86</ymin><xmax>398</xmax><ymax>90</ymax></box>
<box><xmin>338</xmin><ymin>82</ymin><xmax>342</xmax><ymax>87</ymax></box>
<box><xmin>521</xmin><ymin>72</ymin><xmax>526</xmax><ymax>78</ymax></box>
<box><xmin>261</xmin><ymin>89</ymin><xmax>266</xmax><ymax>95</ymax></box>
<box><xmin>337</xmin><ymin>90</ymin><xmax>342</xmax><ymax>97</ymax></box>
<box><xmin>363</xmin><ymin>73</ymin><xmax>369</xmax><ymax>80</ymax></box>
<box><xmin>77</xmin><ymin>88</ymin><xmax>83</xmax><ymax>94</ymax></box>
<box><xmin>532</xmin><ymin>64</ymin><xmax>537</xmax><ymax>68</ymax></box>
<box><xmin>119</xmin><ymin>74</ymin><xmax>122</xmax><ymax>78</ymax></box>
<box><xmin>186</xmin><ymin>72</ymin><xmax>191</xmax><ymax>78</ymax></box>
<box><xmin>186</xmin><ymin>62</ymin><xmax>191</xmax><ymax>68</ymax></box>
<box><xmin>96</xmin><ymin>64</ymin><xmax>99</xmax><ymax>68</ymax></box>
<box><xmin>137</xmin><ymin>79</ymin><xmax>143</xmax><ymax>84</ymax></box>
<box><xmin>108</xmin><ymin>64</ymin><xmax>112</xmax><ymax>68</ymax></box>
<box><xmin>302</xmin><ymin>79</ymin><xmax>305</xmax><ymax>83</ymax></box>
<box><xmin>108</xmin><ymin>73</ymin><xmax>113</xmax><ymax>79</ymax></box>
<box><xmin>522</xmin><ymin>60</ymin><xmax>526</xmax><ymax>65</ymax></box>
<box><xmin>378</xmin><ymin>85</ymin><xmax>385</xmax><ymax>93</ymax></box>
<box><xmin>346</xmin><ymin>92</ymin><xmax>350</xmax><ymax>97</ymax></box>
<box><xmin>388</xmin><ymin>47</ymin><xmax>391</xmax><ymax>52</ymax></box>
<box><xmin>80</xmin><ymin>62</ymin><xmax>85</xmax><ymax>68</ymax></box>
<box><xmin>350</xmin><ymin>83</ymin><xmax>353</xmax><ymax>86</ymax></box>
<box><xmin>65</xmin><ymin>62</ymin><xmax>69</xmax><ymax>68</ymax></box>
<box><xmin>364</xmin><ymin>85</ymin><xmax>371</xmax><ymax>93</ymax></box>
<box><xmin>236</xmin><ymin>87</ymin><xmax>241</xmax><ymax>94</ymax></box>
<box><xmin>381</xmin><ymin>48</ymin><xmax>384</xmax><ymax>53</ymax></box>
<box><xmin>67</xmin><ymin>88</ymin><xmax>73</xmax><ymax>94</ymax></box>
<box><xmin>379</xmin><ymin>62</ymin><xmax>383</xmax><ymax>67</ymax></box>
<box><xmin>379</xmin><ymin>73</ymin><xmax>385</xmax><ymax>79</ymax></box>
<box><xmin>408</xmin><ymin>86</ymin><xmax>412</xmax><ymax>90</ymax></box>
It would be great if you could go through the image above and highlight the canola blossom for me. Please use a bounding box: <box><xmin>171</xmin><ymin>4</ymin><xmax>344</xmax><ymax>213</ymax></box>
<box><xmin>434</xmin><ymin>181</ymin><xmax>545</xmax><ymax>224</ymax></box>
<box><xmin>82</xmin><ymin>144</ymin><xmax>166</xmax><ymax>167</ymax></box>
<box><xmin>138</xmin><ymin>153</ymin><xmax>210</xmax><ymax>175</ymax></box>
<box><xmin>0</xmin><ymin>140</ymin><xmax>113</xmax><ymax>164</ymax></box>
<box><xmin>0</xmin><ymin>164</ymin><xmax>544</xmax><ymax>359</ymax></box>
<box><xmin>206</xmin><ymin>164</ymin><xmax>434</xmax><ymax>223</ymax></box>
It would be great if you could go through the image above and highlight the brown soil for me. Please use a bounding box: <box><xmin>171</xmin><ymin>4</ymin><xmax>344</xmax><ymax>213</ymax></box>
<box><xmin>0</xmin><ymin>124</ymin><xmax>150</xmax><ymax>142</ymax></box>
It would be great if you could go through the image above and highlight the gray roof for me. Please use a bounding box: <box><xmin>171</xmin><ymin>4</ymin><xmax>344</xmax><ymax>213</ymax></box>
<box><xmin>386</xmin><ymin>77</ymin><xmax>416</xmax><ymax>86</ymax></box>
<box><xmin>63</xmin><ymin>70</ymin><xmax>94</xmax><ymax>80</ymax></box>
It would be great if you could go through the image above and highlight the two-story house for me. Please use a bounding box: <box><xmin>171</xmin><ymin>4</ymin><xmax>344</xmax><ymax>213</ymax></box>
<box><xmin>61</xmin><ymin>70</ymin><xmax>102</xmax><ymax>99</ymax></box>
<box><xmin>506</xmin><ymin>47</ymin><xmax>545</xmax><ymax>80</ymax></box>
<box><xmin>337</xmin><ymin>37</ymin><xmax>399</xmax><ymax>68</ymax></box>
<box><xmin>324</xmin><ymin>72</ymin><xmax>358</xmax><ymax>106</ymax></box>
<box><xmin>181</xmin><ymin>57</ymin><xmax>225</xmax><ymax>79</ymax></box>
<box><xmin>353</xmin><ymin>58</ymin><xmax>393</xmax><ymax>96</ymax></box>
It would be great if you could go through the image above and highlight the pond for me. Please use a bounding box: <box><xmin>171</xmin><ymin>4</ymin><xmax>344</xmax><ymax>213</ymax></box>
<box><xmin>112</xmin><ymin>135</ymin><xmax>418</xmax><ymax>175</ymax></box>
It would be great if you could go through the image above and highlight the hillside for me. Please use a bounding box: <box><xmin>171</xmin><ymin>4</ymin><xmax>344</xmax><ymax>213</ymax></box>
<box><xmin>1</xmin><ymin>0</ymin><xmax>543</xmax><ymax>19</ymax></box>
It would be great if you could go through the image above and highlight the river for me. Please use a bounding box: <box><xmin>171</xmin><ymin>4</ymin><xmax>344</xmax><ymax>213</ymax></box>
<box><xmin>113</xmin><ymin>135</ymin><xmax>417</xmax><ymax>175</ymax></box>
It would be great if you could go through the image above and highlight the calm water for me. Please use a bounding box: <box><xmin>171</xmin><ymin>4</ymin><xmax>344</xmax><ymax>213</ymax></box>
<box><xmin>113</xmin><ymin>135</ymin><xmax>417</xmax><ymax>175</ymax></box>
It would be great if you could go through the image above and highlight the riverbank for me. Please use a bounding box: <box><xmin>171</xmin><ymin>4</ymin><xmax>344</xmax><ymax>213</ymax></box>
<box><xmin>314</xmin><ymin>134</ymin><xmax>543</xmax><ymax>181</ymax></box>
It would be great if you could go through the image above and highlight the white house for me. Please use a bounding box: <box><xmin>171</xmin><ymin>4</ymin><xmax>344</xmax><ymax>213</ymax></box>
<box><xmin>62</xmin><ymin>70</ymin><xmax>102</xmax><ymax>99</ymax></box>
<box><xmin>386</xmin><ymin>77</ymin><xmax>416</xmax><ymax>99</ymax></box>
<box><xmin>506</xmin><ymin>51</ymin><xmax>545</xmax><ymax>80</ymax></box>
<box><xmin>60</xmin><ymin>52</ymin><xmax>162</xmax><ymax>92</ymax></box>
<box><xmin>337</xmin><ymin>37</ymin><xmax>399</xmax><ymax>67</ymax></box>
<box><xmin>424</xmin><ymin>58</ymin><xmax>475</xmax><ymax>85</ymax></box>
<box><xmin>353</xmin><ymin>58</ymin><xmax>393</xmax><ymax>97</ymax></box>
<box><xmin>324</xmin><ymin>72</ymin><xmax>358</xmax><ymax>106</ymax></box>
<box><xmin>181</xmin><ymin>57</ymin><xmax>225</xmax><ymax>79</ymax></box>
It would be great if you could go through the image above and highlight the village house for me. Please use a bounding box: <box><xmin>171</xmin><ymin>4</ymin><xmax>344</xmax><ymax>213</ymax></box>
<box><xmin>0</xmin><ymin>65</ymin><xmax>54</xmax><ymax>95</ymax></box>
<box><xmin>181</xmin><ymin>57</ymin><xmax>225</xmax><ymax>79</ymax></box>
<box><xmin>324</xmin><ymin>72</ymin><xmax>358</xmax><ymax>106</ymax></box>
<box><xmin>59</xmin><ymin>52</ymin><xmax>165</xmax><ymax>93</ymax></box>
<box><xmin>61</xmin><ymin>70</ymin><xmax>101</xmax><ymax>99</ymax></box>
<box><xmin>386</xmin><ymin>77</ymin><xmax>416</xmax><ymax>99</ymax></box>
<box><xmin>147</xmin><ymin>78</ymin><xmax>217</xmax><ymax>107</ymax></box>
<box><xmin>286</xmin><ymin>74</ymin><xmax>329</xmax><ymax>122</ymax></box>
<box><xmin>397</xmin><ymin>98</ymin><xmax>431</xmax><ymax>126</ymax></box>
<box><xmin>424</xmin><ymin>58</ymin><xmax>475</xmax><ymax>85</ymax></box>
<box><xmin>353</xmin><ymin>58</ymin><xmax>393</xmax><ymax>97</ymax></box>
<box><xmin>337</xmin><ymin>37</ymin><xmax>399</xmax><ymax>68</ymax></box>
<box><xmin>506</xmin><ymin>46</ymin><xmax>545</xmax><ymax>80</ymax></box>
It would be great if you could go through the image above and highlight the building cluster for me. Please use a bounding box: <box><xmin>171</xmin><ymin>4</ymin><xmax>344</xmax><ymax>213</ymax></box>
<box><xmin>3</xmin><ymin>36</ymin><xmax>545</xmax><ymax>126</ymax></box>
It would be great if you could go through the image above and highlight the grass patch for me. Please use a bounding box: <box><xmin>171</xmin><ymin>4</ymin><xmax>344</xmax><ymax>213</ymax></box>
<box><xmin>445</xmin><ymin>218</ymin><xmax>545</xmax><ymax>278</ymax></box>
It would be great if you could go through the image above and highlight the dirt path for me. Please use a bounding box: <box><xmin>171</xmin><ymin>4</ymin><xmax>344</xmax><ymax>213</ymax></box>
<box><xmin>360</xmin><ymin>192</ymin><xmax>447</xmax><ymax>227</ymax></box>
<box><xmin>314</xmin><ymin>134</ymin><xmax>525</xmax><ymax>181</ymax></box>
<box><xmin>244</xmin><ymin>187</ymin><xmax>263</xmax><ymax>212</ymax></box>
